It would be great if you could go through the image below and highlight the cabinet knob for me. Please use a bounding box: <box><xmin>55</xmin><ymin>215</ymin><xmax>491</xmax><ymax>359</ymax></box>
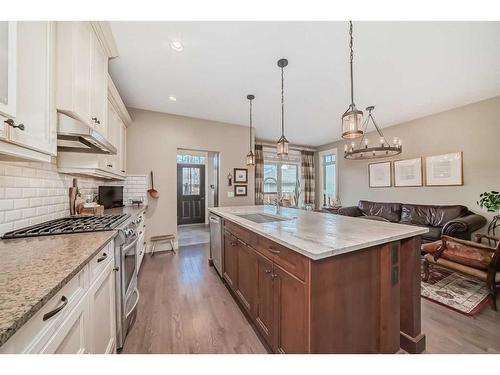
<box><xmin>4</xmin><ymin>118</ymin><xmax>25</xmax><ymax>131</ymax></box>
<box><xmin>265</xmin><ymin>269</ymin><xmax>271</xmax><ymax>274</ymax></box>
<box><xmin>271</xmin><ymin>274</ymin><xmax>278</xmax><ymax>279</ymax></box>
<box><xmin>121</xmin><ymin>170</ymin><xmax>126</xmax><ymax>173</ymax></box>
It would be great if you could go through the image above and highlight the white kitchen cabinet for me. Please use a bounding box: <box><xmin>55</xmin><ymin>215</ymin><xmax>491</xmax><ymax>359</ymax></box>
<box><xmin>0</xmin><ymin>21</ymin><xmax>17</xmax><ymax>119</ymax></box>
<box><xmin>90</xmin><ymin>31</ymin><xmax>108</xmax><ymax>134</ymax></box>
<box><xmin>0</xmin><ymin>240</ymin><xmax>117</xmax><ymax>354</ymax></box>
<box><xmin>0</xmin><ymin>22</ymin><xmax>56</xmax><ymax>162</ymax></box>
<box><xmin>88</xmin><ymin>259</ymin><xmax>116</xmax><ymax>354</ymax></box>
<box><xmin>56</xmin><ymin>21</ymin><xmax>92</xmax><ymax>127</ymax></box>
<box><xmin>40</xmin><ymin>295</ymin><xmax>90</xmax><ymax>354</ymax></box>
<box><xmin>8</xmin><ymin>21</ymin><xmax>56</xmax><ymax>156</ymax></box>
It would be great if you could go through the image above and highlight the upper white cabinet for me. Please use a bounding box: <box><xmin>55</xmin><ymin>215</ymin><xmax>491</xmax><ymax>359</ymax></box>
<box><xmin>0</xmin><ymin>21</ymin><xmax>56</xmax><ymax>162</ymax></box>
<box><xmin>10</xmin><ymin>22</ymin><xmax>56</xmax><ymax>156</ymax></box>
<box><xmin>90</xmin><ymin>31</ymin><xmax>108</xmax><ymax>135</ymax></box>
<box><xmin>0</xmin><ymin>21</ymin><xmax>17</xmax><ymax>119</ymax></box>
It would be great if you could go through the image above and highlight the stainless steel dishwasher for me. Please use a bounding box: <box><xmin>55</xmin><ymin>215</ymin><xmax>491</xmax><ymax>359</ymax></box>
<box><xmin>209</xmin><ymin>213</ymin><xmax>223</xmax><ymax>276</ymax></box>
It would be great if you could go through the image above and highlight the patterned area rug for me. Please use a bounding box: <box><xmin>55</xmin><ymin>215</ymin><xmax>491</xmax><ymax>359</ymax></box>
<box><xmin>421</xmin><ymin>260</ymin><xmax>491</xmax><ymax>316</ymax></box>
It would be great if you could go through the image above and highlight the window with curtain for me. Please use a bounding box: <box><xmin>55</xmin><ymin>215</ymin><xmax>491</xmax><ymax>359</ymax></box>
<box><xmin>263</xmin><ymin>148</ymin><xmax>302</xmax><ymax>207</ymax></box>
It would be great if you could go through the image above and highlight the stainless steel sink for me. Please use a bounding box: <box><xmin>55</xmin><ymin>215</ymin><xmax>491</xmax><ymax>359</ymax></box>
<box><xmin>236</xmin><ymin>213</ymin><xmax>290</xmax><ymax>224</ymax></box>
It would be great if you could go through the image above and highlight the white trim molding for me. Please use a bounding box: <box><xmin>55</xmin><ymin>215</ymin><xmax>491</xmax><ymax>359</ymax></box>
<box><xmin>318</xmin><ymin>147</ymin><xmax>338</xmax><ymax>206</ymax></box>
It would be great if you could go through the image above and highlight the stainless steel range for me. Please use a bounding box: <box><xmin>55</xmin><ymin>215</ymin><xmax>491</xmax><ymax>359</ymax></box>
<box><xmin>1</xmin><ymin>213</ymin><xmax>141</xmax><ymax>351</ymax></box>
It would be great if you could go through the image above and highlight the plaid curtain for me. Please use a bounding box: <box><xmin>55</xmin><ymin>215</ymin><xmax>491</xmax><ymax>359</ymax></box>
<box><xmin>301</xmin><ymin>150</ymin><xmax>315</xmax><ymax>206</ymax></box>
<box><xmin>254</xmin><ymin>145</ymin><xmax>264</xmax><ymax>205</ymax></box>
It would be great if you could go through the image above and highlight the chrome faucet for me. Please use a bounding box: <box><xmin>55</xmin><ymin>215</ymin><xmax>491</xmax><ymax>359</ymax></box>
<box><xmin>263</xmin><ymin>176</ymin><xmax>281</xmax><ymax>214</ymax></box>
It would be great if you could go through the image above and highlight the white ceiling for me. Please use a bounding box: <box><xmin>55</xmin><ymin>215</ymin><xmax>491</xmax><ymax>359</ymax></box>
<box><xmin>109</xmin><ymin>21</ymin><xmax>500</xmax><ymax>147</ymax></box>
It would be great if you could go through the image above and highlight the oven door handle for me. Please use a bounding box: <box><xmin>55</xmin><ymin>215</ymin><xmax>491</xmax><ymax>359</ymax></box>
<box><xmin>125</xmin><ymin>288</ymin><xmax>140</xmax><ymax>319</ymax></box>
<box><xmin>122</xmin><ymin>236</ymin><xmax>139</xmax><ymax>254</ymax></box>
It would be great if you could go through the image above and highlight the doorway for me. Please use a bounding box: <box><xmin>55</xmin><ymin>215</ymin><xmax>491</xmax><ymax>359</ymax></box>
<box><xmin>177</xmin><ymin>163</ymin><xmax>206</xmax><ymax>225</ymax></box>
<box><xmin>176</xmin><ymin>150</ymin><xmax>219</xmax><ymax>247</ymax></box>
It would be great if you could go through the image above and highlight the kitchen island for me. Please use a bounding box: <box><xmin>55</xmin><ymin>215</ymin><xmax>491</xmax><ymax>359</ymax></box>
<box><xmin>208</xmin><ymin>205</ymin><xmax>428</xmax><ymax>354</ymax></box>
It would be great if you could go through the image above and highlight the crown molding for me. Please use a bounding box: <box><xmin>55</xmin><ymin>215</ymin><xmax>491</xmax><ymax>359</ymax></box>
<box><xmin>90</xmin><ymin>22</ymin><xmax>119</xmax><ymax>59</ymax></box>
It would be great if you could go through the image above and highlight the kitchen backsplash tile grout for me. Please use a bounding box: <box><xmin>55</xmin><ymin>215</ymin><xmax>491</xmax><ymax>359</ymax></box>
<box><xmin>0</xmin><ymin>161</ymin><xmax>147</xmax><ymax>236</ymax></box>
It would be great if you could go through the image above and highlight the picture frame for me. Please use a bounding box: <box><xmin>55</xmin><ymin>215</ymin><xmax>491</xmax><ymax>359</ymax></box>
<box><xmin>368</xmin><ymin>161</ymin><xmax>392</xmax><ymax>188</ymax></box>
<box><xmin>393</xmin><ymin>157</ymin><xmax>423</xmax><ymax>187</ymax></box>
<box><xmin>234</xmin><ymin>185</ymin><xmax>247</xmax><ymax>197</ymax></box>
<box><xmin>425</xmin><ymin>152</ymin><xmax>463</xmax><ymax>186</ymax></box>
<box><xmin>234</xmin><ymin>168</ymin><xmax>248</xmax><ymax>183</ymax></box>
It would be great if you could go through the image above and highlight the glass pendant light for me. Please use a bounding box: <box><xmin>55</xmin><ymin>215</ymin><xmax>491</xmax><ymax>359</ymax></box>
<box><xmin>341</xmin><ymin>21</ymin><xmax>364</xmax><ymax>139</ymax></box>
<box><xmin>277</xmin><ymin>58</ymin><xmax>289</xmax><ymax>157</ymax></box>
<box><xmin>246</xmin><ymin>94</ymin><xmax>255</xmax><ymax>166</ymax></box>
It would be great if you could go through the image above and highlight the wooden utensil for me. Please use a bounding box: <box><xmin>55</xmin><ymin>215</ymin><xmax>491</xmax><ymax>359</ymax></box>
<box><xmin>148</xmin><ymin>171</ymin><xmax>160</xmax><ymax>199</ymax></box>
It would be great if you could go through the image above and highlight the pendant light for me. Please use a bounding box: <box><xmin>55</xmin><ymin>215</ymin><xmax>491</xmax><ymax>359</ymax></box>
<box><xmin>341</xmin><ymin>21</ymin><xmax>364</xmax><ymax>139</ymax></box>
<box><xmin>276</xmin><ymin>58</ymin><xmax>289</xmax><ymax>157</ymax></box>
<box><xmin>246</xmin><ymin>94</ymin><xmax>255</xmax><ymax>166</ymax></box>
<box><xmin>344</xmin><ymin>106</ymin><xmax>402</xmax><ymax>160</ymax></box>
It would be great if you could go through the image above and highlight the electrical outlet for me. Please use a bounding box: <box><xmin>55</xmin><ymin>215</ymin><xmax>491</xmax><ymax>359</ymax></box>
<box><xmin>227</xmin><ymin>191</ymin><xmax>234</xmax><ymax>198</ymax></box>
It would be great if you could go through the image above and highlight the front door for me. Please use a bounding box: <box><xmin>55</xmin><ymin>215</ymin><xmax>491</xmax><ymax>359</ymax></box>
<box><xmin>177</xmin><ymin>163</ymin><xmax>206</xmax><ymax>225</ymax></box>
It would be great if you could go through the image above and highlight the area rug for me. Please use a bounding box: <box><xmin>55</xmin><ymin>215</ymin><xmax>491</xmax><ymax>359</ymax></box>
<box><xmin>420</xmin><ymin>260</ymin><xmax>491</xmax><ymax>316</ymax></box>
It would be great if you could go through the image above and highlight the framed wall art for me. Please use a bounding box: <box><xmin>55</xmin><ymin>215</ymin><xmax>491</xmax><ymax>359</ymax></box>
<box><xmin>234</xmin><ymin>185</ymin><xmax>248</xmax><ymax>197</ymax></box>
<box><xmin>234</xmin><ymin>168</ymin><xmax>248</xmax><ymax>183</ymax></box>
<box><xmin>393</xmin><ymin>157</ymin><xmax>423</xmax><ymax>187</ymax></box>
<box><xmin>425</xmin><ymin>152</ymin><xmax>463</xmax><ymax>186</ymax></box>
<box><xmin>368</xmin><ymin>162</ymin><xmax>392</xmax><ymax>188</ymax></box>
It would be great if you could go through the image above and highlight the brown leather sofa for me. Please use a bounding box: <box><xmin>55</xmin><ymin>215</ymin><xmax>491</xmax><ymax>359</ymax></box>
<box><xmin>338</xmin><ymin>200</ymin><xmax>487</xmax><ymax>242</ymax></box>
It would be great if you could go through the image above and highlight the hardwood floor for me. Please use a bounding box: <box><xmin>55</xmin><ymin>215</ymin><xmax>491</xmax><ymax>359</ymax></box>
<box><xmin>122</xmin><ymin>243</ymin><xmax>500</xmax><ymax>354</ymax></box>
<box><xmin>122</xmin><ymin>243</ymin><xmax>266</xmax><ymax>354</ymax></box>
<box><xmin>422</xmin><ymin>299</ymin><xmax>500</xmax><ymax>353</ymax></box>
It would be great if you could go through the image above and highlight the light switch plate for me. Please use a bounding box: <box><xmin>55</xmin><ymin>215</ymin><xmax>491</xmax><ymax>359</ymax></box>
<box><xmin>227</xmin><ymin>191</ymin><xmax>234</xmax><ymax>197</ymax></box>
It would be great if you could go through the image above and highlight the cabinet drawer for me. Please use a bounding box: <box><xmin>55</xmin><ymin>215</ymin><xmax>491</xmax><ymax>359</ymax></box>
<box><xmin>225</xmin><ymin>221</ymin><xmax>253</xmax><ymax>245</ymax></box>
<box><xmin>89</xmin><ymin>240</ymin><xmax>114</xmax><ymax>283</ymax></box>
<box><xmin>256</xmin><ymin>236</ymin><xmax>308</xmax><ymax>281</ymax></box>
<box><xmin>0</xmin><ymin>267</ymin><xmax>87</xmax><ymax>353</ymax></box>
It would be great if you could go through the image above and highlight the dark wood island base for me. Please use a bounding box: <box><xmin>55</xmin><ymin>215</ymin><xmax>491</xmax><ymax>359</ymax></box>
<box><xmin>216</xmin><ymin>219</ymin><xmax>425</xmax><ymax>354</ymax></box>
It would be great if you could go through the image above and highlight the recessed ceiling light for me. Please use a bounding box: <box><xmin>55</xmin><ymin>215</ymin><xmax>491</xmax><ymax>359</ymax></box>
<box><xmin>170</xmin><ymin>40</ymin><xmax>184</xmax><ymax>52</ymax></box>
<box><xmin>168</xmin><ymin>95</ymin><xmax>177</xmax><ymax>102</ymax></box>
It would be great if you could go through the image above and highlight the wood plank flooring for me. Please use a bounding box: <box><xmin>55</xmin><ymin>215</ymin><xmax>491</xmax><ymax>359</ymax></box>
<box><xmin>122</xmin><ymin>243</ymin><xmax>500</xmax><ymax>354</ymax></box>
<box><xmin>122</xmin><ymin>243</ymin><xmax>266</xmax><ymax>354</ymax></box>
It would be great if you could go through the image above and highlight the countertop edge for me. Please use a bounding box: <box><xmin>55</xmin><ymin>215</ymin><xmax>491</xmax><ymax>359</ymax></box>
<box><xmin>0</xmin><ymin>231</ymin><xmax>118</xmax><ymax>348</ymax></box>
<box><xmin>210</xmin><ymin>208</ymin><xmax>428</xmax><ymax>260</ymax></box>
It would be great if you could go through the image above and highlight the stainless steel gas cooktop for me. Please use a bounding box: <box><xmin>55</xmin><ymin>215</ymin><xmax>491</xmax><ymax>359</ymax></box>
<box><xmin>1</xmin><ymin>214</ymin><xmax>130</xmax><ymax>239</ymax></box>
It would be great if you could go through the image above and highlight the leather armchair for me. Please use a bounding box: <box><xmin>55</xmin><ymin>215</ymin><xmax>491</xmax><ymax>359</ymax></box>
<box><xmin>442</xmin><ymin>213</ymin><xmax>488</xmax><ymax>240</ymax></box>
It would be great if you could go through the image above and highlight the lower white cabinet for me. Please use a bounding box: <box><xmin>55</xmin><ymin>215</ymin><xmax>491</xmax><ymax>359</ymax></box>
<box><xmin>40</xmin><ymin>293</ymin><xmax>90</xmax><ymax>354</ymax></box>
<box><xmin>88</xmin><ymin>260</ymin><xmax>116</xmax><ymax>354</ymax></box>
<box><xmin>0</xmin><ymin>240</ymin><xmax>116</xmax><ymax>354</ymax></box>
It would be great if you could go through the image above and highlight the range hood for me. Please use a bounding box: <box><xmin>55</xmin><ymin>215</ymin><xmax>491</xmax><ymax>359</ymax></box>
<box><xmin>57</xmin><ymin>113</ymin><xmax>117</xmax><ymax>155</ymax></box>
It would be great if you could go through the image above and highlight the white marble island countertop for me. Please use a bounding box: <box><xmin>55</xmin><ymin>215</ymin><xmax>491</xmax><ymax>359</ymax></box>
<box><xmin>209</xmin><ymin>205</ymin><xmax>428</xmax><ymax>260</ymax></box>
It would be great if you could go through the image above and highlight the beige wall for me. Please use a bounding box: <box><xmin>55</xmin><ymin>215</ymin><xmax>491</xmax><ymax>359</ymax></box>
<box><xmin>126</xmin><ymin>108</ymin><xmax>254</xmax><ymax>247</ymax></box>
<box><xmin>316</xmin><ymin>96</ymin><xmax>500</xmax><ymax>225</ymax></box>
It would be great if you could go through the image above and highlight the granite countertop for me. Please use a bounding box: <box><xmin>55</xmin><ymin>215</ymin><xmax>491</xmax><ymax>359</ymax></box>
<box><xmin>0</xmin><ymin>231</ymin><xmax>117</xmax><ymax>347</ymax></box>
<box><xmin>209</xmin><ymin>205</ymin><xmax>428</xmax><ymax>260</ymax></box>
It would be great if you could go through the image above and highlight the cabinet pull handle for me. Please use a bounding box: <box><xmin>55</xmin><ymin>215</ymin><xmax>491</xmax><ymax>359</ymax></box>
<box><xmin>4</xmin><ymin>118</ymin><xmax>25</xmax><ymax>131</ymax></box>
<box><xmin>121</xmin><ymin>170</ymin><xmax>125</xmax><ymax>173</ymax></box>
<box><xmin>91</xmin><ymin>117</ymin><xmax>98</xmax><ymax>123</ymax></box>
<box><xmin>97</xmin><ymin>252</ymin><xmax>108</xmax><ymax>263</ymax></box>
<box><xmin>107</xmin><ymin>164</ymin><xmax>113</xmax><ymax>168</ymax></box>
<box><xmin>42</xmin><ymin>296</ymin><xmax>68</xmax><ymax>321</ymax></box>
<box><xmin>268</xmin><ymin>247</ymin><xmax>281</xmax><ymax>254</ymax></box>
<box><xmin>231</xmin><ymin>241</ymin><xmax>237</xmax><ymax>247</ymax></box>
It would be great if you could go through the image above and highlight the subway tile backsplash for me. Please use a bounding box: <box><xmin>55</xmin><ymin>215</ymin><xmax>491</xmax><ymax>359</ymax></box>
<box><xmin>0</xmin><ymin>161</ymin><xmax>147</xmax><ymax>236</ymax></box>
